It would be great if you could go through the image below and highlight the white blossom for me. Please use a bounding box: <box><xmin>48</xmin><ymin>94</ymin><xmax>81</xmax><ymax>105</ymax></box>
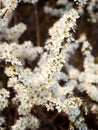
<box><xmin>0</xmin><ymin>0</ymin><xmax>97</xmax><ymax>130</ymax></box>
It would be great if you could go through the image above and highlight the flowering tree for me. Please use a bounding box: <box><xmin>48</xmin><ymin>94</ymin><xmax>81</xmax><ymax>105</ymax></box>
<box><xmin>0</xmin><ymin>0</ymin><xmax>98</xmax><ymax>130</ymax></box>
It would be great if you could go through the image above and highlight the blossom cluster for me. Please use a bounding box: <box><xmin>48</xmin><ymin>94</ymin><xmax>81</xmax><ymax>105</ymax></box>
<box><xmin>44</xmin><ymin>0</ymin><xmax>98</xmax><ymax>23</ymax></box>
<box><xmin>0</xmin><ymin>0</ymin><xmax>98</xmax><ymax>130</ymax></box>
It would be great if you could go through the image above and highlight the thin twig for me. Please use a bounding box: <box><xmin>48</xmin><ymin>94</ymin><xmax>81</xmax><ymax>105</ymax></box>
<box><xmin>34</xmin><ymin>3</ymin><xmax>40</xmax><ymax>46</ymax></box>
